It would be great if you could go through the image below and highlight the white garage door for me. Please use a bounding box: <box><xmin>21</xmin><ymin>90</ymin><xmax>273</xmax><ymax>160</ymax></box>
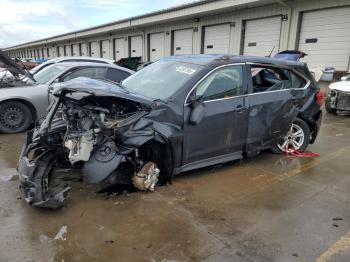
<box><xmin>65</xmin><ymin>45</ymin><xmax>72</xmax><ymax>56</ymax></box>
<box><xmin>101</xmin><ymin>40</ymin><xmax>111</xmax><ymax>58</ymax></box>
<box><xmin>130</xmin><ymin>36</ymin><xmax>143</xmax><ymax>58</ymax></box>
<box><xmin>114</xmin><ymin>38</ymin><xmax>127</xmax><ymax>61</ymax></box>
<box><xmin>58</xmin><ymin>46</ymin><xmax>64</xmax><ymax>57</ymax></box>
<box><xmin>37</xmin><ymin>49</ymin><xmax>42</xmax><ymax>59</ymax></box>
<box><xmin>150</xmin><ymin>33</ymin><xmax>165</xmax><ymax>62</ymax></box>
<box><xmin>204</xmin><ymin>24</ymin><xmax>231</xmax><ymax>54</ymax></box>
<box><xmin>243</xmin><ymin>16</ymin><xmax>282</xmax><ymax>56</ymax></box>
<box><xmin>173</xmin><ymin>29</ymin><xmax>193</xmax><ymax>55</ymax></box>
<box><xmin>90</xmin><ymin>41</ymin><xmax>99</xmax><ymax>57</ymax></box>
<box><xmin>47</xmin><ymin>47</ymin><xmax>53</xmax><ymax>58</ymax></box>
<box><xmin>299</xmin><ymin>7</ymin><xmax>350</xmax><ymax>71</ymax></box>
<box><xmin>80</xmin><ymin>43</ymin><xmax>88</xmax><ymax>56</ymax></box>
<box><xmin>72</xmin><ymin>44</ymin><xmax>79</xmax><ymax>56</ymax></box>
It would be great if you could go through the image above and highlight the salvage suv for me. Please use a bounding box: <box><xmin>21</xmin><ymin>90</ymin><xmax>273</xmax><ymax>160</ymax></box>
<box><xmin>18</xmin><ymin>55</ymin><xmax>323</xmax><ymax>208</ymax></box>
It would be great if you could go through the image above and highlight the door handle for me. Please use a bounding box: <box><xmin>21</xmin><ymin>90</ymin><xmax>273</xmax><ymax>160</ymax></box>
<box><xmin>235</xmin><ymin>105</ymin><xmax>248</xmax><ymax>113</ymax></box>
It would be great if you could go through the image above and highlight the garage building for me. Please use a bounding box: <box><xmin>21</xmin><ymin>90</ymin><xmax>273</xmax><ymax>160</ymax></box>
<box><xmin>3</xmin><ymin>0</ymin><xmax>350</xmax><ymax>72</ymax></box>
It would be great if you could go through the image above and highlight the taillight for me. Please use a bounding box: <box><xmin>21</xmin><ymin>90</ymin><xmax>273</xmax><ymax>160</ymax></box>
<box><xmin>316</xmin><ymin>91</ymin><xmax>324</xmax><ymax>107</ymax></box>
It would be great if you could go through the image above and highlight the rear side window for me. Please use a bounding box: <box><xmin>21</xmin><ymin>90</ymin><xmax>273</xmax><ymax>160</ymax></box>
<box><xmin>194</xmin><ymin>66</ymin><xmax>243</xmax><ymax>101</ymax></box>
<box><xmin>63</xmin><ymin>67</ymin><xmax>107</xmax><ymax>81</ymax></box>
<box><xmin>106</xmin><ymin>68</ymin><xmax>131</xmax><ymax>83</ymax></box>
<box><xmin>251</xmin><ymin>66</ymin><xmax>306</xmax><ymax>93</ymax></box>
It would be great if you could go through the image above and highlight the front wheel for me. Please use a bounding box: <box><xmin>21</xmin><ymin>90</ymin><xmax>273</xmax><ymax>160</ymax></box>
<box><xmin>271</xmin><ymin>118</ymin><xmax>310</xmax><ymax>154</ymax></box>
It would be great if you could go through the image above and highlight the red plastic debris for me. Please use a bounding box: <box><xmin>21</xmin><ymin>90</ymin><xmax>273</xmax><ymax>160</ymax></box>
<box><xmin>285</xmin><ymin>147</ymin><xmax>320</xmax><ymax>158</ymax></box>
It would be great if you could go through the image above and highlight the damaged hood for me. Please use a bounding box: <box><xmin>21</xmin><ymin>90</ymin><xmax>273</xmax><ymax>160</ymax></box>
<box><xmin>329</xmin><ymin>81</ymin><xmax>350</xmax><ymax>92</ymax></box>
<box><xmin>52</xmin><ymin>77</ymin><xmax>154</xmax><ymax>106</ymax></box>
<box><xmin>0</xmin><ymin>49</ymin><xmax>35</xmax><ymax>82</ymax></box>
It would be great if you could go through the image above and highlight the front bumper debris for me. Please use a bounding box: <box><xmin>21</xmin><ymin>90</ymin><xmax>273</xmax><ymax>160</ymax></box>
<box><xmin>327</xmin><ymin>90</ymin><xmax>350</xmax><ymax>111</ymax></box>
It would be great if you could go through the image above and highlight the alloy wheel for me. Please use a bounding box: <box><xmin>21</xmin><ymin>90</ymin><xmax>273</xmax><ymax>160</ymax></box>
<box><xmin>277</xmin><ymin>123</ymin><xmax>305</xmax><ymax>151</ymax></box>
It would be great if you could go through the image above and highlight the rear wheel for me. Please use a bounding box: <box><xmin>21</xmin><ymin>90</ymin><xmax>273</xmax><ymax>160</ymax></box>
<box><xmin>0</xmin><ymin>101</ymin><xmax>32</xmax><ymax>133</ymax></box>
<box><xmin>271</xmin><ymin>118</ymin><xmax>310</xmax><ymax>154</ymax></box>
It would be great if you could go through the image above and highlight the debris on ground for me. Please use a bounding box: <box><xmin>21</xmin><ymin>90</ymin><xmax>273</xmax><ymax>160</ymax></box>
<box><xmin>54</xmin><ymin>225</ymin><xmax>68</xmax><ymax>241</ymax></box>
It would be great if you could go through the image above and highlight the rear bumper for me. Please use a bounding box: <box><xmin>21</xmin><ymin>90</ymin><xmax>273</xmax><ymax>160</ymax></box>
<box><xmin>310</xmin><ymin>110</ymin><xmax>322</xmax><ymax>144</ymax></box>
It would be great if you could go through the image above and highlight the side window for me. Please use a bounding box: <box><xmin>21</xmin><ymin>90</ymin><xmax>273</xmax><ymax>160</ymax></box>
<box><xmin>106</xmin><ymin>68</ymin><xmax>131</xmax><ymax>83</ymax></box>
<box><xmin>194</xmin><ymin>66</ymin><xmax>243</xmax><ymax>101</ymax></box>
<box><xmin>63</xmin><ymin>67</ymin><xmax>107</xmax><ymax>82</ymax></box>
<box><xmin>251</xmin><ymin>66</ymin><xmax>306</xmax><ymax>93</ymax></box>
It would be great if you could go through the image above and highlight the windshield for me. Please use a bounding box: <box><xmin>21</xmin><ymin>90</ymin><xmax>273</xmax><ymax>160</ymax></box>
<box><xmin>33</xmin><ymin>64</ymin><xmax>68</xmax><ymax>85</ymax></box>
<box><xmin>122</xmin><ymin>60</ymin><xmax>203</xmax><ymax>100</ymax></box>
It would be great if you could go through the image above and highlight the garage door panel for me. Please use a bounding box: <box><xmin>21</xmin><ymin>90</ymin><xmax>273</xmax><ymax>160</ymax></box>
<box><xmin>243</xmin><ymin>16</ymin><xmax>281</xmax><ymax>57</ymax></box>
<box><xmin>101</xmin><ymin>40</ymin><xmax>111</xmax><ymax>58</ymax></box>
<box><xmin>90</xmin><ymin>42</ymin><xmax>99</xmax><ymax>57</ymax></box>
<box><xmin>114</xmin><ymin>38</ymin><xmax>127</xmax><ymax>61</ymax></box>
<box><xmin>130</xmin><ymin>36</ymin><xmax>143</xmax><ymax>58</ymax></box>
<box><xmin>80</xmin><ymin>43</ymin><xmax>88</xmax><ymax>56</ymax></box>
<box><xmin>204</xmin><ymin>24</ymin><xmax>231</xmax><ymax>54</ymax></box>
<box><xmin>300</xmin><ymin>24</ymin><xmax>350</xmax><ymax>33</ymax></box>
<box><xmin>65</xmin><ymin>45</ymin><xmax>72</xmax><ymax>56</ymax></box>
<box><xmin>72</xmin><ymin>45</ymin><xmax>79</xmax><ymax>56</ymax></box>
<box><xmin>150</xmin><ymin>32</ymin><xmax>165</xmax><ymax>62</ymax></box>
<box><xmin>173</xmin><ymin>29</ymin><xmax>193</xmax><ymax>55</ymax></box>
<box><xmin>298</xmin><ymin>7</ymin><xmax>350</xmax><ymax>71</ymax></box>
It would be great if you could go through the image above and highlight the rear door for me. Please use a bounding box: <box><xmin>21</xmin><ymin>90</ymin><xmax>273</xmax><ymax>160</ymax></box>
<box><xmin>182</xmin><ymin>64</ymin><xmax>248</xmax><ymax>169</ymax></box>
<box><xmin>245</xmin><ymin>64</ymin><xmax>308</xmax><ymax>155</ymax></box>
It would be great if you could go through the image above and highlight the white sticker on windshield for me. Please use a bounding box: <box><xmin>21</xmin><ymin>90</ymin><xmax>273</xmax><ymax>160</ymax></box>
<box><xmin>176</xmin><ymin>66</ymin><xmax>196</xmax><ymax>75</ymax></box>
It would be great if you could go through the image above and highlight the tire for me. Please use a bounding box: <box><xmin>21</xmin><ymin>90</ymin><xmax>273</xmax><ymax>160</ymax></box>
<box><xmin>0</xmin><ymin>101</ymin><xmax>33</xmax><ymax>134</ymax></box>
<box><xmin>325</xmin><ymin>99</ymin><xmax>337</xmax><ymax>114</ymax></box>
<box><xmin>271</xmin><ymin>118</ymin><xmax>311</xmax><ymax>154</ymax></box>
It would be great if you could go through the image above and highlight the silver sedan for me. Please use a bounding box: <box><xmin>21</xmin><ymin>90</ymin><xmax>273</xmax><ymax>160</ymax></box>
<box><xmin>0</xmin><ymin>62</ymin><xmax>134</xmax><ymax>133</ymax></box>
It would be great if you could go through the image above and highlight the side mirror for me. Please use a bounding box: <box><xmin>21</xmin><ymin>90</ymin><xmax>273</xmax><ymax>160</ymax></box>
<box><xmin>341</xmin><ymin>76</ymin><xmax>348</xmax><ymax>81</ymax></box>
<box><xmin>189</xmin><ymin>101</ymin><xmax>205</xmax><ymax>125</ymax></box>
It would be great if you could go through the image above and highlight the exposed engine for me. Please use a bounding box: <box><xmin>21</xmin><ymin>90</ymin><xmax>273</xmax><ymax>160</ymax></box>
<box><xmin>58</xmin><ymin>96</ymin><xmax>160</xmax><ymax>188</ymax></box>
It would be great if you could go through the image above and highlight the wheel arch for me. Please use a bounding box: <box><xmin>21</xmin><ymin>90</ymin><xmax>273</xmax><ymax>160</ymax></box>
<box><xmin>138</xmin><ymin>138</ymin><xmax>175</xmax><ymax>183</ymax></box>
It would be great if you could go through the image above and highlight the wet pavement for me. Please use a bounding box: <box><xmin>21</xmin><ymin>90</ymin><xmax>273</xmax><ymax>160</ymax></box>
<box><xmin>1</xmin><ymin>111</ymin><xmax>350</xmax><ymax>262</ymax></box>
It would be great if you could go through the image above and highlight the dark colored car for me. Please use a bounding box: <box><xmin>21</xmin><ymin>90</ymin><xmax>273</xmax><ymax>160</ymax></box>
<box><xmin>17</xmin><ymin>55</ymin><xmax>323</xmax><ymax>208</ymax></box>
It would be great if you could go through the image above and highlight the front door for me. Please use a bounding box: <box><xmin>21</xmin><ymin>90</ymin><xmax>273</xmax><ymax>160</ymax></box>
<box><xmin>182</xmin><ymin>65</ymin><xmax>248</xmax><ymax>169</ymax></box>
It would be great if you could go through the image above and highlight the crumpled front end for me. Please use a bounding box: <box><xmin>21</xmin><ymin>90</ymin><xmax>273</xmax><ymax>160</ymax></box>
<box><xmin>17</xmin><ymin>80</ymin><xmax>175</xmax><ymax>209</ymax></box>
<box><xmin>326</xmin><ymin>89</ymin><xmax>350</xmax><ymax>112</ymax></box>
<box><xmin>18</xmin><ymin>130</ymin><xmax>70</xmax><ymax>209</ymax></box>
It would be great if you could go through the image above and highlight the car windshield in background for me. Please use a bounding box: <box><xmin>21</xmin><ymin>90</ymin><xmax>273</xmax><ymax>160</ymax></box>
<box><xmin>122</xmin><ymin>60</ymin><xmax>203</xmax><ymax>100</ymax></box>
<box><xmin>33</xmin><ymin>64</ymin><xmax>68</xmax><ymax>84</ymax></box>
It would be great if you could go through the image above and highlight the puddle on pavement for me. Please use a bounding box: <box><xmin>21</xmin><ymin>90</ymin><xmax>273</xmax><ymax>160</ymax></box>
<box><xmin>1</xmin><ymin>174</ymin><xmax>19</xmax><ymax>182</ymax></box>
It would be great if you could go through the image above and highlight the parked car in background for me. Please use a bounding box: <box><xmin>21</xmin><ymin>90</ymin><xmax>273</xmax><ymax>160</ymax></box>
<box><xmin>29</xmin><ymin>56</ymin><xmax>117</xmax><ymax>75</ymax></box>
<box><xmin>325</xmin><ymin>74</ymin><xmax>350</xmax><ymax>114</ymax></box>
<box><xmin>17</xmin><ymin>55</ymin><xmax>323</xmax><ymax>208</ymax></box>
<box><xmin>0</xmin><ymin>61</ymin><xmax>134</xmax><ymax>133</ymax></box>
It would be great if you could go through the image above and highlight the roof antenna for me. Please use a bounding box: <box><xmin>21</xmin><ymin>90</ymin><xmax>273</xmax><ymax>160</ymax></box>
<box><xmin>267</xmin><ymin>46</ymin><xmax>275</xmax><ymax>57</ymax></box>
